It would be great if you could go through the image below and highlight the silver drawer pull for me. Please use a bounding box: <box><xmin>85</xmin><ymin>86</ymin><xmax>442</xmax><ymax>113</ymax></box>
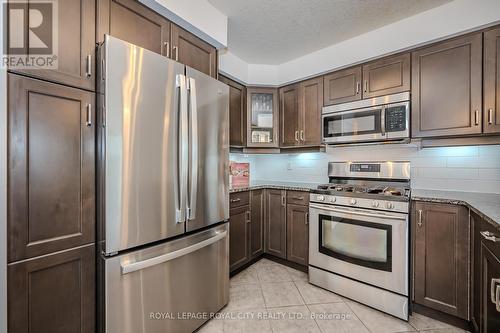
<box><xmin>481</xmin><ymin>231</ymin><xmax>500</xmax><ymax>242</ymax></box>
<box><xmin>496</xmin><ymin>284</ymin><xmax>500</xmax><ymax>312</ymax></box>
<box><xmin>230</xmin><ymin>198</ymin><xmax>241</xmax><ymax>203</ymax></box>
<box><xmin>292</xmin><ymin>196</ymin><xmax>304</xmax><ymax>200</ymax></box>
<box><xmin>491</xmin><ymin>278</ymin><xmax>500</xmax><ymax>311</ymax></box>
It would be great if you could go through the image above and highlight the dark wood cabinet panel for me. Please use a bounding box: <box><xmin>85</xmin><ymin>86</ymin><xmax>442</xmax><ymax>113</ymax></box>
<box><xmin>280</xmin><ymin>84</ymin><xmax>300</xmax><ymax>147</ymax></box>
<box><xmin>8</xmin><ymin>244</ymin><xmax>95</xmax><ymax>333</ymax></box>
<box><xmin>412</xmin><ymin>33</ymin><xmax>483</xmax><ymax>138</ymax></box>
<box><xmin>323</xmin><ymin>66</ymin><xmax>362</xmax><ymax>106</ymax></box>
<box><xmin>97</xmin><ymin>0</ymin><xmax>171</xmax><ymax>56</ymax></box>
<box><xmin>230</xmin><ymin>191</ymin><xmax>250</xmax><ymax>209</ymax></box>
<box><xmin>250</xmin><ymin>189</ymin><xmax>265</xmax><ymax>258</ymax></box>
<box><xmin>362</xmin><ymin>53</ymin><xmax>410</xmax><ymax>98</ymax></box>
<box><xmin>9</xmin><ymin>0</ymin><xmax>95</xmax><ymax>90</ymax></box>
<box><xmin>480</xmin><ymin>243</ymin><xmax>500</xmax><ymax>332</ymax></box>
<box><xmin>265</xmin><ymin>189</ymin><xmax>287</xmax><ymax>259</ymax></box>
<box><xmin>229</xmin><ymin>206</ymin><xmax>250</xmax><ymax>272</ymax></box>
<box><xmin>8</xmin><ymin>74</ymin><xmax>95</xmax><ymax>262</ymax></box>
<box><xmin>286</xmin><ymin>204</ymin><xmax>309</xmax><ymax>266</ymax></box>
<box><xmin>219</xmin><ymin>75</ymin><xmax>246</xmax><ymax>147</ymax></box>
<box><xmin>286</xmin><ymin>190</ymin><xmax>309</xmax><ymax>206</ymax></box>
<box><xmin>413</xmin><ymin>202</ymin><xmax>470</xmax><ymax>319</ymax></box>
<box><xmin>300</xmin><ymin>77</ymin><xmax>323</xmax><ymax>146</ymax></box>
<box><xmin>171</xmin><ymin>24</ymin><xmax>217</xmax><ymax>78</ymax></box>
<box><xmin>484</xmin><ymin>26</ymin><xmax>500</xmax><ymax>134</ymax></box>
<box><xmin>246</xmin><ymin>87</ymin><xmax>280</xmax><ymax>148</ymax></box>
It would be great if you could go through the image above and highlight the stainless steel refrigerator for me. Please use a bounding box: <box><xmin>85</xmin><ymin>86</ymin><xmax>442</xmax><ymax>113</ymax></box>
<box><xmin>96</xmin><ymin>35</ymin><xmax>229</xmax><ymax>333</ymax></box>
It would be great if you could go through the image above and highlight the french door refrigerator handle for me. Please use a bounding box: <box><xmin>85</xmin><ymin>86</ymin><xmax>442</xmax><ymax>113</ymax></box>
<box><xmin>176</xmin><ymin>74</ymin><xmax>188</xmax><ymax>223</ymax></box>
<box><xmin>187</xmin><ymin>77</ymin><xmax>198</xmax><ymax>220</ymax></box>
<box><xmin>120</xmin><ymin>230</ymin><xmax>228</xmax><ymax>274</ymax></box>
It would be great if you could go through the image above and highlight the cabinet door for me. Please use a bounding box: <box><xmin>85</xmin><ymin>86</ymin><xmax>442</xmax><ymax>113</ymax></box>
<box><xmin>300</xmin><ymin>77</ymin><xmax>323</xmax><ymax>146</ymax></box>
<box><xmin>250</xmin><ymin>190</ymin><xmax>265</xmax><ymax>258</ymax></box>
<box><xmin>323</xmin><ymin>66</ymin><xmax>362</xmax><ymax>106</ymax></box>
<box><xmin>171</xmin><ymin>24</ymin><xmax>217</xmax><ymax>78</ymax></box>
<box><xmin>484</xmin><ymin>26</ymin><xmax>500</xmax><ymax>134</ymax></box>
<box><xmin>8</xmin><ymin>0</ymin><xmax>95</xmax><ymax>90</ymax></box>
<box><xmin>286</xmin><ymin>204</ymin><xmax>309</xmax><ymax>266</ymax></box>
<box><xmin>220</xmin><ymin>75</ymin><xmax>246</xmax><ymax>147</ymax></box>
<box><xmin>97</xmin><ymin>0</ymin><xmax>171</xmax><ymax>56</ymax></box>
<box><xmin>265</xmin><ymin>189</ymin><xmax>286</xmax><ymax>259</ymax></box>
<box><xmin>247</xmin><ymin>87</ymin><xmax>279</xmax><ymax>148</ymax></box>
<box><xmin>362</xmin><ymin>53</ymin><xmax>410</xmax><ymax>98</ymax></box>
<box><xmin>8</xmin><ymin>74</ymin><xmax>95</xmax><ymax>262</ymax></box>
<box><xmin>413</xmin><ymin>202</ymin><xmax>470</xmax><ymax>319</ymax></box>
<box><xmin>8</xmin><ymin>244</ymin><xmax>95</xmax><ymax>333</ymax></box>
<box><xmin>280</xmin><ymin>84</ymin><xmax>300</xmax><ymax>147</ymax></box>
<box><xmin>229</xmin><ymin>206</ymin><xmax>250</xmax><ymax>272</ymax></box>
<box><xmin>412</xmin><ymin>33</ymin><xmax>482</xmax><ymax>138</ymax></box>
<box><xmin>481</xmin><ymin>243</ymin><xmax>500</xmax><ymax>332</ymax></box>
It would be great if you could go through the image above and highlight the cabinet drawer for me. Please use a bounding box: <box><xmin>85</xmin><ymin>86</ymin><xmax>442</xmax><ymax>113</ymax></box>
<box><xmin>287</xmin><ymin>191</ymin><xmax>309</xmax><ymax>206</ymax></box>
<box><xmin>230</xmin><ymin>191</ymin><xmax>250</xmax><ymax>208</ymax></box>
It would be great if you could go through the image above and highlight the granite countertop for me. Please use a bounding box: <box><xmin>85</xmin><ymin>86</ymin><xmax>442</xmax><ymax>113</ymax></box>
<box><xmin>229</xmin><ymin>181</ymin><xmax>321</xmax><ymax>193</ymax></box>
<box><xmin>412</xmin><ymin>189</ymin><xmax>500</xmax><ymax>230</ymax></box>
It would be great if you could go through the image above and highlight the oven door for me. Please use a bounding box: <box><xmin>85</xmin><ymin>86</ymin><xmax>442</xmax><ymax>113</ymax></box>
<box><xmin>322</xmin><ymin>106</ymin><xmax>384</xmax><ymax>144</ymax></box>
<box><xmin>309</xmin><ymin>203</ymin><xmax>408</xmax><ymax>295</ymax></box>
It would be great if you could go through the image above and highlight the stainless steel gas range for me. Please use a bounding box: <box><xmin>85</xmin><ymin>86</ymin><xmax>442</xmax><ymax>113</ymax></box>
<box><xmin>308</xmin><ymin>161</ymin><xmax>411</xmax><ymax>320</ymax></box>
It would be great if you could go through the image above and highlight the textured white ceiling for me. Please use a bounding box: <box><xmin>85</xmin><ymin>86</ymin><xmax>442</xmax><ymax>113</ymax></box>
<box><xmin>208</xmin><ymin>0</ymin><xmax>451</xmax><ymax>64</ymax></box>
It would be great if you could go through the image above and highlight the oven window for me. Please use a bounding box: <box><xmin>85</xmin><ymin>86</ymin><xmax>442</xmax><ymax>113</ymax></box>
<box><xmin>318</xmin><ymin>214</ymin><xmax>392</xmax><ymax>271</ymax></box>
<box><xmin>323</xmin><ymin>109</ymin><xmax>382</xmax><ymax>138</ymax></box>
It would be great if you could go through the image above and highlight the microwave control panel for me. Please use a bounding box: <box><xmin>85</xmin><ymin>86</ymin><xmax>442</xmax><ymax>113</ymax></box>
<box><xmin>385</xmin><ymin>106</ymin><xmax>407</xmax><ymax>132</ymax></box>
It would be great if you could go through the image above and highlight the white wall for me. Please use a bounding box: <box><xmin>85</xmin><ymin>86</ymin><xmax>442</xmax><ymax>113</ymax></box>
<box><xmin>141</xmin><ymin>0</ymin><xmax>228</xmax><ymax>48</ymax></box>
<box><xmin>220</xmin><ymin>0</ymin><xmax>500</xmax><ymax>86</ymax></box>
<box><xmin>0</xmin><ymin>0</ymin><xmax>7</xmax><ymax>330</ymax></box>
<box><xmin>231</xmin><ymin>145</ymin><xmax>500</xmax><ymax>194</ymax></box>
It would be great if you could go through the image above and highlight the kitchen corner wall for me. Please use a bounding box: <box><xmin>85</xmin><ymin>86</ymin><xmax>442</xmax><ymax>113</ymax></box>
<box><xmin>230</xmin><ymin>144</ymin><xmax>500</xmax><ymax>194</ymax></box>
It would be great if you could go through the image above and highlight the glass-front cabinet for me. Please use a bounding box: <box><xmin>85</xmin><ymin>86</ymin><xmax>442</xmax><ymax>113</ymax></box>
<box><xmin>246</xmin><ymin>87</ymin><xmax>279</xmax><ymax>147</ymax></box>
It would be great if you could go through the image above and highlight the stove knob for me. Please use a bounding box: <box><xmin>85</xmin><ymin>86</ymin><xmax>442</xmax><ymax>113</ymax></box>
<box><xmin>385</xmin><ymin>202</ymin><xmax>394</xmax><ymax>210</ymax></box>
<box><xmin>372</xmin><ymin>201</ymin><xmax>379</xmax><ymax>208</ymax></box>
<box><xmin>331</xmin><ymin>196</ymin><xmax>336</xmax><ymax>203</ymax></box>
<box><xmin>350</xmin><ymin>199</ymin><xmax>357</xmax><ymax>205</ymax></box>
<box><xmin>316</xmin><ymin>195</ymin><xmax>325</xmax><ymax>202</ymax></box>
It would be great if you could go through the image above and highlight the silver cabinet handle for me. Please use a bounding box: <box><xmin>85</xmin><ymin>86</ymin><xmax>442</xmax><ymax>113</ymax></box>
<box><xmin>163</xmin><ymin>41</ymin><xmax>170</xmax><ymax>58</ymax></box>
<box><xmin>176</xmin><ymin>74</ymin><xmax>188</xmax><ymax>223</ymax></box>
<box><xmin>187</xmin><ymin>77</ymin><xmax>198</xmax><ymax>220</ymax></box>
<box><xmin>173</xmin><ymin>45</ymin><xmax>179</xmax><ymax>61</ymax></box>
<box><xmin>292</xmin><ymin>196</ymin><xmax>304</xmax><ymax>200</ymax></box>
<box><xmin>491</xmin><ymin>278</ymin><xmax>500</xmax><ymax>306</ymax></box>
<box><xmin>356</xmin><ymin>82</ymin><xmax>360</xmax><ymax>94</ymax></box>
<box><xmin>121</xmin><ymin>231</ymin><xmax>227</xmax><ymax>274</ymax></box>
<box><xmin>364</xmin><ymin>80</ymin><xmax>368</xmax><ymax>93</ymax></box>
<box><xmin>305</xmin><ymin>212</ymin><xmax>309</xmax><ymax>225</ymax></box>
<box><xmin>295</xmin><ymin>130</ymin><xmax>299</xmax><ymax>142</ymax></box>
<box><xmin>475</xmin><ymin>110</ymin><xmax>479</xmax><ymax>125</ymax></box>
<box><xmin>417</xmin><ymin>210</ymin><xmax>423</xmax><ymax>227</ymax></box>
<box><xmin>488</xmin><ymin>108</ymin><xmax>494</xmax><ymax>125</ymax></box>
<box><xmin>300</xmin><ymin>130</ymin><xmax>304</xmax><ymax>141</ymax></box>
<box><xmin>85</xmin><ymin>104</ymin><xmax>92</xmax><ymax>126</ymax></box>
<box><xmin>281</xmin><ymin>195</ymin><xmax>286</xmax><ymax>207</ymax></box>
<box><xmin>86</xmin><ymin>54</ymin><xmax>92</xmax><ymax>77</ymax></box>
<box><xmin>481</xmin><ymin>231</ymin><xmax>500</xmax><ymax>242</ymax></box>
<box><xmin>496</xmin><ymin>284</ymin><xmax>500</xmax><ymax>312</ymax></box>
<box><xmin>246</xmin><ymin>211</ymin><xmax>251</xmax><ymax>223</ymax></box>
<box><xmin>230</xmin><ymin>198</ymin><xmax>241</xmax><ymax>203</ymax></box>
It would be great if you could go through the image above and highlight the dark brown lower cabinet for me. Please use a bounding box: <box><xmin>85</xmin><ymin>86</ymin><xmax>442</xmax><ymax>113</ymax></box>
<box><xmin>286</xmin><ymin>204</ymin><xmax>309</xmax><ymax>266</ymax></box>
<box><xmin>229</xmin><ymin>205</ymin><xmax>250</xmax><ymax>272</ymax></box>
<box><xmin>413</xmin><ymin>202</ymin><xmax>470</xmax><ymax>319</ymax></box>
<box><xmin>264</xmin><ymin>189</ymin><xmax>287</xmax><ymax>259</ymax></box>
<box><xmin>8</xmin><ymin>244</ymin><xmax>95</xmax><ymax>333</ymax></box>
<box><xmin>250</xmin><ymin>190</ymin><xmax>265</xmax><ymax>258</ymax></box>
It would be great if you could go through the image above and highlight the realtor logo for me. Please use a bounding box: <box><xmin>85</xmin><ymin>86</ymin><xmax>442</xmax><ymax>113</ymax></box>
<box><xmin>3</xmin><ymin>0</ymin><xmax>58</xmax><ymax>69</ymax></box>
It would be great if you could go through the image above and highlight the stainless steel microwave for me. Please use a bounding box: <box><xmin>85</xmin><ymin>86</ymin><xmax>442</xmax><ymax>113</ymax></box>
<box><xmin>322</xmin><ymin>92</ymin><xmax>410</xmax><ymax>145</ymax></box>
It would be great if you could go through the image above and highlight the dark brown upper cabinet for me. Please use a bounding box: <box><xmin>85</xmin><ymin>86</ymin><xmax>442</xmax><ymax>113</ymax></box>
<box><xmin>247</xmin><ymin>87</ymin><xmax>279</xmax><ymax>148</ymax></box>
<box><xmin>323</xmin><ymin>66</ymin><xmax>362</xmax><ymax>106</ymax></box>
<box><xmin>484</xmin><ymin>26</ymin><xmax>500</xmax><ymax>134</ymax></box>
<box><xmin>8</xmin><ymin>74</ymin><xmax>95</xmax><ymax>262</ymax></box>
<box><xmin>8</xmin><ymin>0</ymin><xmax>95</xmax><ymax>91</ymax></box>
<box><xmin>264</xmin><ymin>189</ymin><xmax>287</xmax><ymax>259</ymax></box>
<box><xmin>8</xmin><ymin>244</ymin><xmax>95</xmax><ymax>333</ymax></box>
<box><xmin>412</xmin><ymin>33</ymin><xmax>483</xmax><ymax>138</ymax></box>
<box><xmin>250</xmin><ymin>189</ymin><xmax>265</xmax><ymax>259</ymax></box>
<box><xmin>220</xmin><ymin>75</ymin><xmax>246</xmax><ymax>147</ymax></box>
<box><xmin>280</xmin><ymin>84</ymin><xmax>300</xmax><ymax>147</ymax></box>
<box><xmin>229</xmin><ymin>204</ymin><xmax>250</xmax><ymax>272</ymax></box>
<box><xmin>171</xmin><ymin>24</ymin><xmax>217</xmax><ymax>78</ymax></box>
<box><xmin>412</xmin><ymin>202</ymin><xmax>470</xmax><ymax>320</ymax></box>
<box><xmin>362</xmin><ymin>53</ymin><xmax>410</xmax><ymax>98</ymax></box>
<box><xmin>97</xmin><ymin>0</ymin><xmax>171</xmax><ymax>56</ymax></box>
<box><xmin>286</xmin><ymin>203</ymin><xmax>309</xmax><ymax>266</ymax></box>
<box><xmin>280</xmin><ymin>77</ymin><xmax>323</xmax><ymax>148</ymax></box>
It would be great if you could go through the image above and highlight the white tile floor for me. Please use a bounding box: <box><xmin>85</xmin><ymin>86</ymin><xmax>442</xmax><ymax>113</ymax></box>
<box><xmin>197</xmin><ymin>258</ymin><xmax>470</xmax><ymax>333</ymax></box>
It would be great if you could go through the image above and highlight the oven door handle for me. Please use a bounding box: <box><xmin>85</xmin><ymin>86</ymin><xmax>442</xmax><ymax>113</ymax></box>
<box><xmin>309</xmin><ymin>203</ymin><xmax>407</xmax><ymax>220</ymax></box>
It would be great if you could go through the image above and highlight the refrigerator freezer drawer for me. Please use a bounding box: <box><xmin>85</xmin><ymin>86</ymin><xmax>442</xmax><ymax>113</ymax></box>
<box><xmin>103</xmin><ymin>223</ymin><xmax>229</xmax><ymax>333</ymax></box>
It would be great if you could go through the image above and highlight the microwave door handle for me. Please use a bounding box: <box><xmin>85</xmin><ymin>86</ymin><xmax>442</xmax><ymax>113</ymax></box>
<box><xmin>176</xmin><ymin>74</ymin><xmax>188</xmax><ymax>223</ymax></box>
<box><xmin>381</xmin><ymin>107</ymin><xmax>386</xmax><ymax>136</ymax></box>
<box><xmin>309</xmin><ymin>203</ymin><xmax>407</xmax><ymax>220</ymax></box>
<box><xmin>187</xmin><ymin>77</ymin><xmax>198</xmax><ymax>220</ymax></box>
